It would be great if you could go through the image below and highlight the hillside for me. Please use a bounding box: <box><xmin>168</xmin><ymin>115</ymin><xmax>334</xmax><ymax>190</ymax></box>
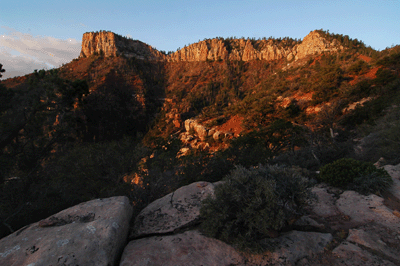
<box><xmin>1</xmin><ymin>29</ymin><xmax>400</xmax><ymax>242</ymax></box>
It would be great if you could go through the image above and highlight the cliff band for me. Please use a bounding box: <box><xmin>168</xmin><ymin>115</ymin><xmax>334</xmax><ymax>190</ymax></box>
<box><xmin>79</xmin><ymin>31</ymin><xmax>166</xmax><ymax>60</ymax></box>
<box><xmin>79</xmin><ymin>30</ymin><xmax>344</xmax><ymax>62</ymax></box>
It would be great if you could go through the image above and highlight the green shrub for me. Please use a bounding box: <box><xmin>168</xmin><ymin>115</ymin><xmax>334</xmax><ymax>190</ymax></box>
<box><xmin>349</xmin><ymin>172</ymin><xmax>393</xmax><ymax>195</ymax></box>
<box><xmin>200</xmin><ymin>165</ymin><xmax>312</xmax><ymax>252</ymax></box>
<box><xmin>319</xmin><ymin>158</ymin><xmax>392</xmax><ymax>194</ymax></box>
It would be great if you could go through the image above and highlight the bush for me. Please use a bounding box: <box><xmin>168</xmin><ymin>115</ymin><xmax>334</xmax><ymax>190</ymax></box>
<box><xmin>200</xmin><ymin>165</ymin><xmax>312</xmax><ymax>252</ymax></box>
<box><xmin>349</xmin><ymin>172</ymin><xmax>393</xmax><ymax>195</ymax></box>
<box><xmin>319</xmin><ymin>158</ymin><xmax>392</xmax><ymax>194</ymax></box>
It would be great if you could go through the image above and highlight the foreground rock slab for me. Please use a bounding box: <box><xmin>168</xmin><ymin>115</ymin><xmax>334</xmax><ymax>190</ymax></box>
<box><xmin>347</xmin><ymin>227</ymin><xmax>400</xmax><ymax>263</ymax></box>
<box><xmin>310</xmin><ymin>186</ymin><xmax>341</xmax><ymax>217</ymax></box>
<box><xmin>131</xmin><ymin>181</ymin><xmax>216</xmax><ymax>238</ymax></box>
<box><xmin>0</xmin><ymin>196</ymin><xmax>132</xmax><ymax>266</ymax></box>
<box><xmin>333</xmin><ymin>242</ymin><xmax>396</xmax><ymax>266</ymax></box>
<box><xmin>247</xmin><ymin>231</ymin><xmax>333</xmax><ymax>266</ymax></box>
<box><xmin>336</xmin><ymin>191</ymin><xmax>400</xmax><ymax>231</ymax></box>
<box><xmin>383</xmin><ymin>164</ymin><xmax>400</xmax><ymax>201</ymax></box>
<box><xmin>120</xmin><ymin>230</ymin><xmax>244</xmax><ymax>266</ymax></box>
<box><xmin>384</xmin><ymin>163</ymin><xmax>400</xmax><ymax>180</ymax></box>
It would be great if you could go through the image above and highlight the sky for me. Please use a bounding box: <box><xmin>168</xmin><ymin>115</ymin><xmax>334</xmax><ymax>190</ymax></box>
<box><xmin>1</xmin><ymin>0</ymin><xmax>399</xmax><ymax>79</ymax></box>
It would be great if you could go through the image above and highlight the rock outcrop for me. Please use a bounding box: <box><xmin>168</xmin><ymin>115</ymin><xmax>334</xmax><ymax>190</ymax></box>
<box><xmin>120</xmin><ymin>230</ymin><xmax>244</xmax><ymax>266</ymax></box>
<box><xmin>79</xmin><ymin>30</ymin><xmax>343</xmax><ymax>62</ymax></box>
<box><xmin>183</xmin><ymin>118</ymin><xmax>234</xmax><ymax>144</ymax></box>
<box><xmin>168</xmin><ymin>30</ymin><xmax>343</xmax><ymax>62</ymax></box>
<box><xmin>295</xmin><ymin>30</ymin><xmax>342</xmax><ymax>59</ymax></box>
<box><xmin>131</xmin><ymin>181</ymin><xmax>216</xmax><ymax>238</ymax></box>
<box><xmin>307</xmin><ymin>167</ymin><xmax>400</xmax><ymax>265</ymax></box>
<box><xmin>332</xmin><ymin>242</ymin><xmax>397</xmax><ymax>266</ymax></box>
<box><xmin>0</xmin><ymin>196</ymin><xmax>132</xmax><ymax>266</ymax></box>
<box><xmin>336</xmin><ymin>190</ymin><xmax>400</xmax><ymax>231</ymax></box>
<box><xmin>253</xmin><ymin>231</ymin><xmax>333</xmax><ymax>265</ymax></box>
<box><xmin>79</xmin><ymin>31</ymin><xmax>166</xmax><ymax>60</ymax></box>
<box><xmin>2</xmin><ymin>163</ymin><xmax>400</xmax><ymax>265</ymax></box>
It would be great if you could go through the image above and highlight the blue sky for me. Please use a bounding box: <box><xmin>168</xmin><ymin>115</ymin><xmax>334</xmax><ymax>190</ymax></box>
<box><xmin>1</xmin><ymin>0</ymin><xmax>399</xmax><ymax>79</ymax></box>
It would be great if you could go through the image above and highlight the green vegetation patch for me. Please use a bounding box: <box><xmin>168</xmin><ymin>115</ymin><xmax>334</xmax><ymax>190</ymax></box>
<box><xmin>319</xmin><ymin>158</ymin><xmax>392</xmax><ymax>194</ymax></box>
<box><xmin>200</xmin><ymin>164</ymin><xmax>312</xmax><ymax>252</ymax></box>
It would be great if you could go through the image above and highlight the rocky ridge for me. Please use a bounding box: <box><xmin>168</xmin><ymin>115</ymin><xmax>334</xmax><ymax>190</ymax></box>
<box><xmin>79</xmin><ymin>30</ymin><xmax>343</xmax><ymax>62</ymax></box>
<box><xmin>169</xmin><ymin>30</ymin><xmax>343</xmax><ymax>62</ymax></box>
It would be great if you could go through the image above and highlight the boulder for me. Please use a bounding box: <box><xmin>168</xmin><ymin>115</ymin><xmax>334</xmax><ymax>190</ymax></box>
<box><xmin>120</xmin><ymin>230</ymin><xmax>244</xmax><ymax>266</ymax></box>
<box><xmin>246</xmin><ymin>231</ymin><xmax>333</xmax><ymax>266</ymax></box>
<box><xmin>0</xmin><ymin>196</ymin><xmax>132</xmax><ymax>266</ymax></box>
<box><xmin>184</xmin><ymin>119</ymin><xmax>195</xmax><ymax>132</ymax></box>
<box><xmin>184</xmin><ymin>119</ymin><xmax>209</xmax><ymax>140</ymax></box>
<box><xmin>336</xmin><ymin>191</ymin><xmax>400</xmax><ymax>231</ymax></box>
<box><xmin>213</xmin><ymin>130</ymin><xmax>224</xmax><ymax>141</ymax></box>
<box><xmin>310</xmin><ymin>186</ymin><xmax>341</xmax><ymax>217</ymax></box>
<box><xmin>193</xmin><ymin>123</ymin><xmax>208</xmax><ymax>141</ymax></box>
<box><xmin>383</xmin><ymin>163</ymin><xmax>400</xmax><ymax>180</ymax></box>
<box><xmin>388</xmin><ymin>178</ymin><xmax>400</xmax><ymax>202</ymax></box>
<box><xmin>131</xmin><ymin>181</ymin><xmax>216</xmax><ymax>238</ymax></box>
<box><xmin>208</xmin><ymin>128</ymin><xmax>216</xmax><ymax>137</ymax></box>
<box><xmin>294</xmin><ymin>215</ymin><xmax>325</xmax><ymax>230</ymax></box>
<box><xmin>177</xmin><ymin>147</ymin><xmax>190</xmax><ymax>157</ymax></box>
<box><xmin>347</xmin><ymin>228</ymin><xmax>400</xmax><ymax>263</ymax></box>
<box><xmin>384</xmin><ymin>163</ymin><xmax>400</xmax><ymax>201</ymax></box>
<box><xmin>332</xmin><ymin>242</ymin><xmax>396</xmax><ymax>266</ymax></box>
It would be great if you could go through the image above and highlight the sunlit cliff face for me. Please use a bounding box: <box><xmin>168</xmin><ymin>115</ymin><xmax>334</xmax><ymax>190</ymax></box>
<box><xmin>79</xmin><ymin>30</ymin><xmax>343</xmax><ymax>63</ymax></box>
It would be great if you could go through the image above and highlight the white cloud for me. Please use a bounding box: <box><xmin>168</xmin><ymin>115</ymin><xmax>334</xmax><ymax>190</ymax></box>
<box><xmin>0</xmin><ymin>27</ymin><xmax>81</xmax><ymax>79</ymax></box>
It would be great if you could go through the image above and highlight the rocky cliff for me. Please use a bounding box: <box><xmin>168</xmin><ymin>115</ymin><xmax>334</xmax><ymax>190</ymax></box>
<box><xmin>169</xmin><ymin>30</ymin><xmax>343</xmax><ymax>62</ymax></box>
<box><xmin>79</xmin><ymin>30</ymin><xmax>344</xmax><ymax>62</ymax></box>
<box><xmin>79</xmin><ymin>31</ymin><xmax>166</xmax><ymax>60</ymax></box>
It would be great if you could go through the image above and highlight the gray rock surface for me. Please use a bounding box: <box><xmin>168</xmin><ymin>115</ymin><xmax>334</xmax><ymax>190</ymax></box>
<box><xmin>332</xmin><ymin>242</ymin><xmax>396</xmax><ymax>266</ymax></box>
<box><xmin>294</xmin><ymin>215</ymin><xmax>325</xmax><ymax>230</ymax></box>
<box><xmin>310</xmin><ymin>186</ymin><xmax>341</xmax><ymax>217</ymax></box>
<box><xmin>383</xmin><ymin>163</ymin><xmax>400</xmax><ymax>180</ymax></box>
<box><xmin>0</xmin><ymin>196</ymin><xmax>132</xmax><ymax>266</ymax></box>
<box><xmin>384</xmin><ymin>163</ymin><xmax>400</xmax><ymax>201</ymax></box>
<box><xmin>120</xmin><ymin>230</ymin><xmax>244</xmax><ymax>266</ymax></box>
<box><xmin>389</xmin><ymin>177</ymin><xmax>400</xmax><ymax>201</ymax></box>
<box><xmin>347</xmin><ymin>228</ymin><xmax>400</xmax><ymax>263</ymax></box>
<box><xmin>131</xmin><ymin>181</ymin><xmax>215</xmax><ymax>238</ymax></box>
<box><xmin>336</xmin><ymin>190</ymin><xmax>400</xmax><ymax>231</ymax></box>
<box><xmin>256</xmin><ymin>231</ymin><xmax>333</xmax><ymax>265</ymax></box>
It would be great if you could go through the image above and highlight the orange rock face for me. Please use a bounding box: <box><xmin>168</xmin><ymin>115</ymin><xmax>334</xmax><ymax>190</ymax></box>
<box><xmin>79</xmin><ymin>30</ymin><xmax>344</xmax><ymax>62</ymax></box>
<box><xmin>79</xmin><ymin>31</ymin><xmax>166</xmax><ymax>60</ymax></box>
<box><xmin>79</xmin><ymin>31</ymin><xmax>117</xmax><ymax>58</ymax></box>
<box><xmin>167</xmin><ymin>30</ymin><xmax>343</xmax><ymax>62</ymax></box>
